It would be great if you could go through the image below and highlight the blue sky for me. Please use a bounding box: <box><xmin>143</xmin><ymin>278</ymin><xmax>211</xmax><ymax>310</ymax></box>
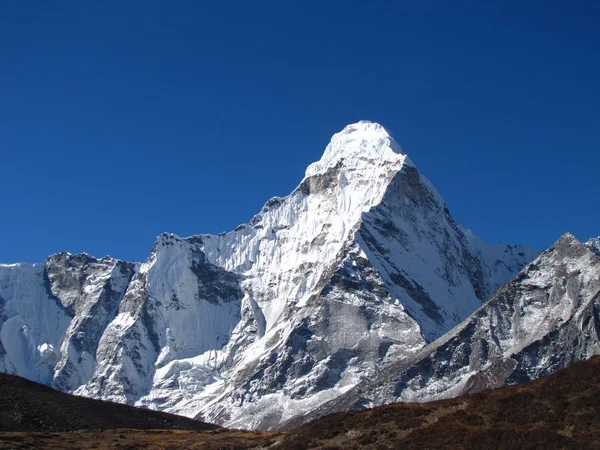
<box><xmin>1</xmin><ymin>1</ymin><xmax>599</xmax><ymax>263</ymax></box>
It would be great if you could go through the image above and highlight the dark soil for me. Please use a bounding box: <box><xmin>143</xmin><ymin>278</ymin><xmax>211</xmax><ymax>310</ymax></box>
<box><xmin>0</xmin><ymin>429</ymin><xmax>282</xmax><ymax>450</ymax></box>
<box><xmin>2</xmin><ymin>356</ymin><xmax>600</xmax><ymax>449</ymax></box>
<box><xmin>278</xmin><ymin>356</ymin><xmax>600</xmax><ymax>449</ymax></box>
<box><xmin>0</xmin><ymin>372</ymin><xmax>218</xmax><ymax>433</ymax></box>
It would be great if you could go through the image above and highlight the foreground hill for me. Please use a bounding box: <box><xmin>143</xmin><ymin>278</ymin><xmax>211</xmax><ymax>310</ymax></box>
<box><xmin>0</xmin><ymin>371</ymin><xmax>218</xmax><ymax>433</ymax></box>
<box><xmin>1</xmin><ymin>356</ymin><xmax>599</xmax><ymax>449</ymax></box>
<box><xmin>275</xmin><ymin>355</ymin><xmax>600</xmax><ymax>449</ymax></box>
<box><xmin>0</xmin><ymin>371</ymin><xmax>279</xmax><ymax>449</ymax></box>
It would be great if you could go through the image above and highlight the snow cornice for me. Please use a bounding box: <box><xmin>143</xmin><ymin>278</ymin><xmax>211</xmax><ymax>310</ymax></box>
<box><xmin>305</xmin><ymin>120</ymin><xmax>413</xmax><ymax>178</ymax></box>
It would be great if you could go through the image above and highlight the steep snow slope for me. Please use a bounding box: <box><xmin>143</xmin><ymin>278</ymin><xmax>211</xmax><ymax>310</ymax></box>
<box><xmin>0</xmin><ymin>121</ymin><xmax>536</xmax><ymax>430</ymax></box>
<box><xmin>0</xmin><ymin>255</ymin><xmax>135</xmax><ymax>388</ymax></box>
<box><xmin>0</xmin><ymin>263</ymin><xmax>70</xmax><ymax>384</ymax></box>
<box><xmin>300</xmin><ymin>233</ymin><xmax>600</xmax><ymax>426</ymax></box>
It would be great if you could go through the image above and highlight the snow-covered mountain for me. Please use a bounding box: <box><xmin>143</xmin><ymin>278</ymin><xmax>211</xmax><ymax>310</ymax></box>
<box><xmin>298</xmin><ymin>232</ymin><xmax>600</xmax><ymax>427</ymax></box>
<box><xmin>0</xmin><ymin>121</ymin><xmax>537</xmax><ymax>430</ymax></box>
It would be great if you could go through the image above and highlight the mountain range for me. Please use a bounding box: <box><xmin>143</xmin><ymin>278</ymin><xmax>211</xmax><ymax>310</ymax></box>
<box><xmin>0</xmin><ymin>121</ymin><xmax>597</xmax><ymax>431</ymax></box>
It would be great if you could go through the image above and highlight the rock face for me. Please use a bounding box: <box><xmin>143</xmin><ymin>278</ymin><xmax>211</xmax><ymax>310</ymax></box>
<box><xmin>0</xmin><ymin>121</ymin><xmax>536</xmax><ymax>430</ymax></box>
<box><xmin>299</xmin><ymin>233</ymin><xmax>600</xmax><ymax>427</ymax></box>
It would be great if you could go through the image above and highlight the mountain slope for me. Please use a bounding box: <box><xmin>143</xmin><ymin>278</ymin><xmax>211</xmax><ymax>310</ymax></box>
<box><xmin>297</xmin><ymin>232</ymin><xmax>600</xmax><ymax>426</ymax></box>
<box><xmin>0</xmin><ymin>121</ymin><xmax>536</xmax><ymax>430</ymax></box>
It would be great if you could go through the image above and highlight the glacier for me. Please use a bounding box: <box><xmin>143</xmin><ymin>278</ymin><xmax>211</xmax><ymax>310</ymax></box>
<box><xmin>0</xmin><ymin>121</ymin><xmax>538</xmax><ymax>429</ymax></box>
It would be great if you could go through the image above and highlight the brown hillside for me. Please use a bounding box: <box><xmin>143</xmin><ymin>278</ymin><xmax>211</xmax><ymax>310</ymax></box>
<box><xmin>277</xmin><ymin>356</ymin><xmax>600</xmax><ymax>450</ymax></box>
<box><xmin>0</xmin><ymin>372</ymin><xmax>217</xmax><ymax>433</ymax></box>
<box><xmin>2</xmin><ymin>356</ymin><xmax>600</xmax><ymax>449</ymax></box>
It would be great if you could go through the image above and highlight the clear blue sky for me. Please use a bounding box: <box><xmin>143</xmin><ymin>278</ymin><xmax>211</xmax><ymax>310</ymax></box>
<box><xmin>1</xmin><ymin>1</ymin><xmax>599</xmax><ymax>263</ymax></box>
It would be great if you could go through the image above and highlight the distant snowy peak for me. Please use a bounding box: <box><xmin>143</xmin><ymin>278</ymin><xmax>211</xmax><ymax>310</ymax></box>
<box><xmin>305</xmin><ymin>120</ymin><xmax>412</xmax><ymax>178</ymax></box>
<box><xmin>587</xmin><ymin>236</ymin><xmax>600</xmax><ymax>255</ymax></box>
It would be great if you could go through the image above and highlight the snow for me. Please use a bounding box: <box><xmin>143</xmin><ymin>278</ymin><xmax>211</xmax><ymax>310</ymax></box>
<box><xmin>586</xmin><ymin>236</ymin><xmax>600</xmax><ymax>255</ymax></box>
<box><xmin>38</xmin><ymin>343</ymin><xmax>58</xmax><ymax>363</ymax></box>
<box><xmin>305</xmin><ymin>120</ymin><xmax>412</xmax><ymax>178</ymax></box>
<box><xmin>341</xmin><ymin>232</ymin><xmax>600</xmax><ymax>413</ymax></box>
<box><xmin>0</xmin><ymin>263</ymin><xmax>72</xmax><ymax>384</ymax></box>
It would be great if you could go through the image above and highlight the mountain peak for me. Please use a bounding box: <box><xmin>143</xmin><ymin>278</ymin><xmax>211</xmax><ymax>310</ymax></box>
<box><xmin>555</xmin><ymin>231</ymin><xmax>581</xmax><ymax>246</ymax></box>
<box><xmin>342</xmin><ymin>119</ymin><xmax>388</xmax><ymax>133</ymax></box>
<box><xmin>305</xmin><ymin>121</ymin><xmax>412</xmax><ymax>177</ymax></box>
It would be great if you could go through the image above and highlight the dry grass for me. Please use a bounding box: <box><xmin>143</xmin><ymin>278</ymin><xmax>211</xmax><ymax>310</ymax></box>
<box><xmin>0</xmin><ymin>428</ymin><xmax>284</xmax><ymax>450</ymax></box>
<box><xmin>275</xmin><ymin>356</ymin><xmax>600</xmax><ymax>449</ymax></box>
<box><xmin>2</xmin><ymin>357</ymin><xmax>600</xmax><ymax>449</ymax></box>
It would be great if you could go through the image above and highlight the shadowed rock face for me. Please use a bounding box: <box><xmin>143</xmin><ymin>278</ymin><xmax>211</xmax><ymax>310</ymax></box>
<box><xmin>0</xmin><ymin>121</ymin><xmax>536</xmax><ymax>430</ymax></box>
<box><xmin>295</xmin><ymin>233</ymin><xmax>600</xmax><ymax>427</ymax></box>
<box><xmin>46</xmin><ymin>255</ymin><xmax>137</xmax><ymax>374</ymax></box>
<box><xmin>297</xmin><ymin>160</ymin><xmax>343</xmax><ymax>196</ymax></box>
<box><xmin>189</xmin><ymin>248</ymin><xmax>244</xmax><ymax>305</ymax></box>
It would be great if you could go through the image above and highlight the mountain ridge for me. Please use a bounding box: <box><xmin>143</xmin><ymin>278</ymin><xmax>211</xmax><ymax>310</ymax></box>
<box><xmin>0</xmin><ymin>121</ymin><xmax>538</xmax><ymax>430</ymax></box>
<box><xmin>288</xmin><ymin>231</ymin><xmax>600</xmax><ymax>428</ymax></box>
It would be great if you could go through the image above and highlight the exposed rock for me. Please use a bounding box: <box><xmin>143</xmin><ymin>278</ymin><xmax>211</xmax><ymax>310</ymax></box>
<box><xmin>299</xmin><ymin>233</ymin><xmax>600</xmax><ymax>427</ymax></box>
